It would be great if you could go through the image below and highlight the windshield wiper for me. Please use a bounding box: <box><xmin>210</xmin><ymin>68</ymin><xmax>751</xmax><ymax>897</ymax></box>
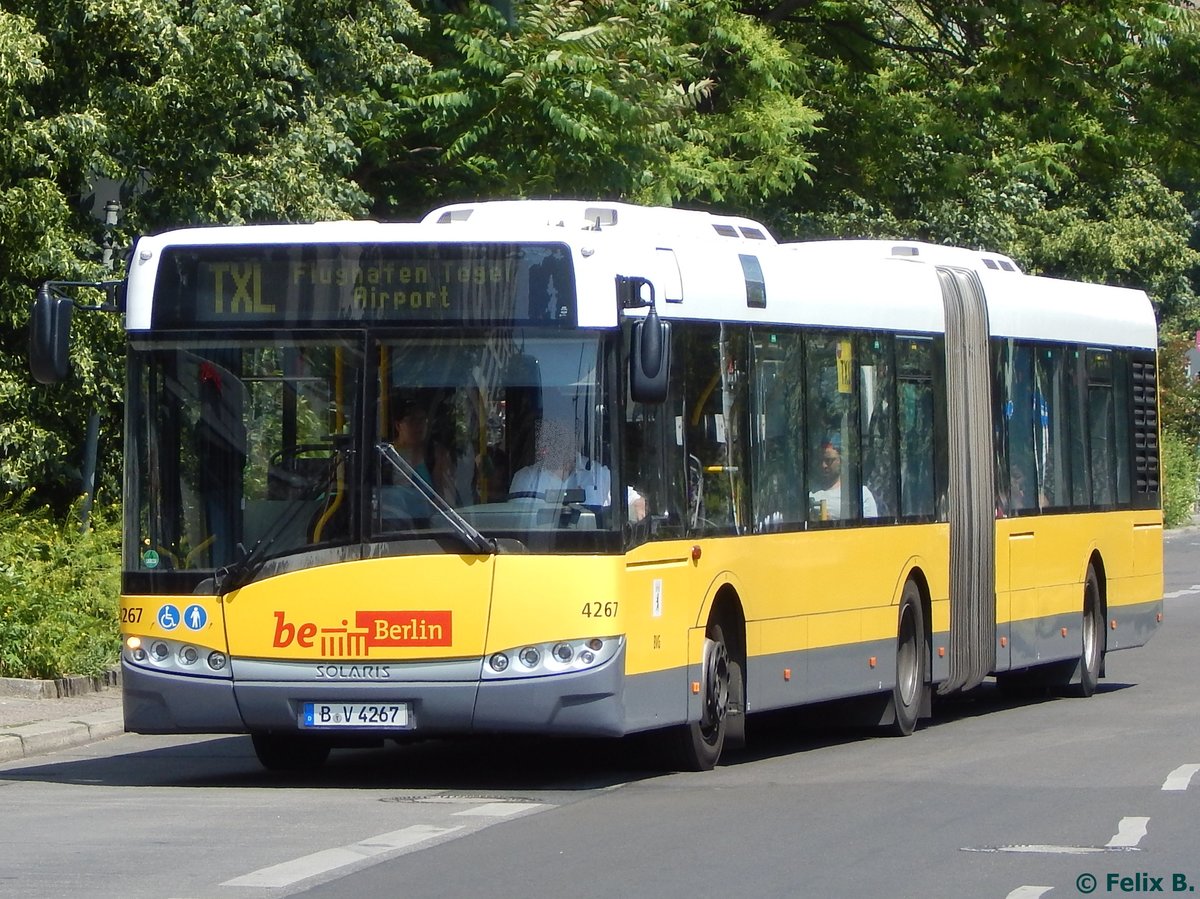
<box><xmin>376</xmin><ymin>442</ymin><xmax>496</xmax><ymax>555</ymax></box>
<box><xmin>215</xmin><ymin>449</ymin><xmax>343</xmax><ymax>594</ymax></box>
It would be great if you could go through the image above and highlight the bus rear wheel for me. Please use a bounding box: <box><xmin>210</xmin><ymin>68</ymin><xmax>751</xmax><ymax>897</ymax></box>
<box><xmin>251</xmin><ymin>733</ymin><xmax>331</xmax><ymax>772</ymax></box>
<box><xmin>887</xmin><ymin>581</ymin><xmax>925</xmax><ymax>736</ymax></box>
<box><xmin>668</xmin><ymin>621</ymin><xmax>742</xmax><ymax>771</ymax></box>
<box><xmin>1070</xmin><ymin>566</ymin><xmax>1103</xmax><ymax>698</ymax></box>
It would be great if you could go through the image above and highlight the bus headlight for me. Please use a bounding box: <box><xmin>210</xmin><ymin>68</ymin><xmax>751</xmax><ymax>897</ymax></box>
<box><xmin>518</xmin><ymin>646</ymin><xmax>541</xmax><ymax>668</ymax></box>
<box><xmin>127</xmin><ymin>636</ymin><xmax>147</xmax><ymax>662</ymax></box>
<box><xmin>481</xmin><ymin>636</ymin><xmax>623</xmax><ymax>680</ymax></box>
<box><xmin>123</xmin><ymin>635</ymin><xmax>232</xmax><ymax>680</ymax></box>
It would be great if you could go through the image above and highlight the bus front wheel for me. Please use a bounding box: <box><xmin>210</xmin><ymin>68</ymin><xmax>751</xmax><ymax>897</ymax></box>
<box><xmin>669</xmin><ymin>621</ymin><xmax>742</xmax><ymax>771</ymax></box>
<box><xmin>1070</xmin><ymin>566</ymin><xmax>1104</xmax><ymax>698</ymax></box>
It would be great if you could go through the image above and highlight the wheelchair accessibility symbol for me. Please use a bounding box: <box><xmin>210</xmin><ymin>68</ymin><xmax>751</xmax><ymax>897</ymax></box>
<box><xmin>157</xmin><ymin>604</ymin><xmax>181</xmax><ymax>631</ymax></box>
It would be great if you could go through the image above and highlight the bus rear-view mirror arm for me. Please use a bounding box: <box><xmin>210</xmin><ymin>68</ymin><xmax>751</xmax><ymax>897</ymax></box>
<box><xmin>29</xmin><ymin>280</ymin><xmax>123</xmax><ymax>385</ymax></box>
<box><xmin>618</xmin><ymin>275</ymin><xmax>671</xmax><ymax>404</ymax></box>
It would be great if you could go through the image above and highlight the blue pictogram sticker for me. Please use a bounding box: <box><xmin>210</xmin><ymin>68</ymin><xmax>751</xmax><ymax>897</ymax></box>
<box><xmin>183</xmin><ymin>604</ymin><xmax>208</xmax><ymax>631</ymax></box>
<box><xmin>157</xmin><ymin>604</ymin><xmax>181</xmax><ymax>631</ymax></box>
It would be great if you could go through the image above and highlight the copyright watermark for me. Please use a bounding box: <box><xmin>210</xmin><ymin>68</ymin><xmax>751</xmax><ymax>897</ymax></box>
<box><xmin>1076</xmin><ymin>872</ymin><xmax>1195</xmax><ymax>893</ymax></box>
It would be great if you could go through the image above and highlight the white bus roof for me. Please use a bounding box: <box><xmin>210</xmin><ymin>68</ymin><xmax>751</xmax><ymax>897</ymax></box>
<box><xmin>422</xmin><ymin>199</ymin><xmax>777</xmax><ymax>244</ymax></box>
<box><xmin>786</xmin><ymin>238</ymin><xmax>1024</xmax><ymax>274</ymax></box>
<box><xmin>126</xmin><ymin>202</ymin><xmax>1157</xmax><ymax>349</ymax></box>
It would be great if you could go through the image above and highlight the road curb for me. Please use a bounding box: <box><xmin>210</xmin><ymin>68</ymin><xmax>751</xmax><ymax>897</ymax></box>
<box><xmin>0</xmin><ymin>668</ymin><xmax>120</xmax><ymax>700</ymax></box>
<box><xmin>0</xmin><ymin>707</ymin><xmax>125</xmax><ymax>764</ymax></box>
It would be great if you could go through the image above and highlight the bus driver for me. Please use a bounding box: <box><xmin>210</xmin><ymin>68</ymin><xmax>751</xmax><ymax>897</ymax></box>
<box><xmin>509</xmin><ymin>418</ymin><xmax>646</xmax><ymax>521</ymax></box>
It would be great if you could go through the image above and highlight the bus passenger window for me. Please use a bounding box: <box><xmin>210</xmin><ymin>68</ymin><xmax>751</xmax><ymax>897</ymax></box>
<box><xmin>680</xmin><ymin>324</ymin><xmax>749</xmax><ymax>534</ymax></box>
<box><xmin>1003</xmin><ymin>342</ymin><xmax>1039</xmax><ymax>513</ymax></box>
<box><xmin>1113</xmin><ymin>351</ymin><xmax>1132</xmax><ymax>504</ymax></box>
<box><xmin>897</xmin><ymin>337</ymin><xmax>935</xmax><ymax>518</ymax></box>
<box><xmin>859</xmin><ymin>335</ymin><xmax>897</xmax><ymax>518</ymax></box>
<box><xmin>623</xmin><ymin>358</ymin><xmax>686</xmax><ymax>541</ymax></box>
<box><xmin>1088</xmin><ymin>348</ymin><xmax>1117</xmax><ymax>505</ymax></box>
<box><xmin>1034</xmin><ymin>347</ymin><xmax>1072</xmax><ymax>509</ymax></box>
<box><xmin>750</xmin><ymin>329</ymin><xmax>806</xmax><ymax>532</ymax></box>
<box><xmin>806</xmin><ymin>332</ymin><xmax>869</xmax><ymax>521</ymax></box>
<box><xmin>1068</xmin><ymin>348</ymin><xmax>1092</xmax><ymax>507</ymax></box>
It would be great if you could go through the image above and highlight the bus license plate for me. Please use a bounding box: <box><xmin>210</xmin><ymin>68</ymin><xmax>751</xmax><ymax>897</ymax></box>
<box><xmin>301</xmin><ymin>702</ymin><xmax>410</xmax><ymax>729</ymax></box>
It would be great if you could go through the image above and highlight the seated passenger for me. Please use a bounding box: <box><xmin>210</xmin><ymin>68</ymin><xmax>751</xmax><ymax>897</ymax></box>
<box><xmin>385</xmin><ymin>392</ymin><xmax>458</xmax><ymax>502</ymax></box>
<box><xmin>809</xmin><ymin>439</ymin><xmax>877</xmax><ymax>520</ymax></box>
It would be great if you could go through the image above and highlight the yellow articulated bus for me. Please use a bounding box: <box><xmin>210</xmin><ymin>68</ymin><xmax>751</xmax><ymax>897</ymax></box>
<box><xmin>30</xmin><ymin>200</ymin><xmax>1162</xmax><ymax>771</ymax></box>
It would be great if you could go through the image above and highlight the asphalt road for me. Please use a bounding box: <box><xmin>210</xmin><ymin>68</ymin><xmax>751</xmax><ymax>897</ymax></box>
<box><xmin>2</xmin><ymin>532</ymin><xmax>1197</xmax><ymax>899</ymax></box>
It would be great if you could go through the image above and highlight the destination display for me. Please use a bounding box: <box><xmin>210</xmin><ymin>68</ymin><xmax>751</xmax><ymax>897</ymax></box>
<box><xmin>151</xmin><ymin>242</ymin><xmax>577</xmax><ymax>328</ymax></box>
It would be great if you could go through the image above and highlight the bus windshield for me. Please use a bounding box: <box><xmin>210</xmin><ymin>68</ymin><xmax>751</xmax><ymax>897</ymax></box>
<box><xmin>125</xmin><ymin>330</ymin><xmax>621</xmax><ymax>583</ymax></box>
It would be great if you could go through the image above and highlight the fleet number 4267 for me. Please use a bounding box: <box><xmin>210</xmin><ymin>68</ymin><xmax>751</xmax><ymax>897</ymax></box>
<box><xmin>581</xmin><ymin>601</ymin><xmax>618</xmax><ymax>618</ymax></box>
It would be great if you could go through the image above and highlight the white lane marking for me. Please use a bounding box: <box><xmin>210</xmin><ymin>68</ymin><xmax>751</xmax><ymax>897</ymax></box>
<box><xmin>221</xmin><ymin>824</ymin><xmax>463</xmax><ymax>888</ymax></box>
<box><xmin>452</xmin><ymin>801</ymin><xmax>545</xmax><ymax>818</ymax></box>
<box><xmin>1162</xmin><ymin>584</ymin><xmax>1200</xmax><ymax>599</ymax></box>
<box><xmin>1105</xmin><ymin>817</ymin><xmax>1149</xmax><ymax>848</ymax></box>
<box><xmin>1006</xmin><ymin>888</ymin><xmax>1053</xmax><ymax>899</ymax></box>
<box><xmin>1163</xmin><ymin>764</ymin><xmax>1200</xmax><ymax>791</ymax></box>
<box><xmin>965</xmin><ymin>818</ymin><xmax>1150</xmax><ymax>855</ymax></box>
<box><xmin>965</xmin><ymin>844</ymin><xmax>1108</xmax><ymax>855</ymax></box>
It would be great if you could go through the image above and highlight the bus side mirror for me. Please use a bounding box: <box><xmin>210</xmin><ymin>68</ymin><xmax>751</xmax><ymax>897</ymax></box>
<box><xmin>630</xmin><ymin>306</ymin><xmax>670</xmax><ymax>404</ymax></box>
<box><xmin>29</xmin><ymin>285</ymin><xmax>74</xmax><ymax>385</ymax></box>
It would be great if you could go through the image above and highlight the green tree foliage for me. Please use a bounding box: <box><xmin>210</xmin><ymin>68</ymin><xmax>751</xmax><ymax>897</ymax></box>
<box><xmin>367</xmin><ymin>0</ymin><xmax>818</xmax><ymax>216</ymax></box>
<box><xmin>0</xmin><ymin>0</ymin><xmax>427</xmax><ymax>502</ymax></box>
<box><xmin>1161</xmin><ymin>429</ymin><xmax>1199</xmax><ymax>528</ymax></box>
<box><xmin>769</xmin><ymin>1</ymin><xmax>1200</xmax><ymax>334</ymax></box>
<box><xmin>0</xmin><ymin>495</ymin><xmax>120</xmax><ymax>677</ymax></box>
<box><xmin>1159</xmin><ymin>333</ymin><xmax>1200</xmax><ymax>448</ymax></box>
<box><xmin>4</xmin><ymin>0</ymin><xmax>1200</xmax><ymax>672</ymax></box>
<box><xmin>4</xmin><ymin>0</ymin><xmax>1200</xmax><ymax>509</ymax></box>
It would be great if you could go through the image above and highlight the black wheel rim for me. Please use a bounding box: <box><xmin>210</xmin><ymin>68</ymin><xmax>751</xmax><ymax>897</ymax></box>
<box><xmin>700</xmin><ymin>641</ymin><xmax>730</xmax><ymax>744</ymax></box>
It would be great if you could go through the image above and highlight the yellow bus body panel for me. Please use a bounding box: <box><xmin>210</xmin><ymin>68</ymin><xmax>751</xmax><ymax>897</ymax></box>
<box><xmin>118</xmin><ymin>508</ymin><xmax>1159</xmax><ymax>682</ymax></box>
<box><xmin>621</xmin><ymin>524</ymin><xmax>949</xmax><ymax>675</ymax></box>
<box><xmin>220</xmin><ymin>554</ymin><xmax>495</xmax><ymax>661</ymax></box>
<box><xmin>119</xmin><ymin>595</ymin><xmax>227</xmax><ymax>652</ymax></box>
<box><xmin>997</xmin><ymin>508</ymin><xmax>1163</xmax><ymax>628</ymax></box>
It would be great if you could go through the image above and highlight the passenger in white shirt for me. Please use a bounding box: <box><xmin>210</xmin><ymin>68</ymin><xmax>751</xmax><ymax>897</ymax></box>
<box><xmin>809</xmin><ymin>439</ymin><xmax>877</xmax><ymax>520</ymax></box>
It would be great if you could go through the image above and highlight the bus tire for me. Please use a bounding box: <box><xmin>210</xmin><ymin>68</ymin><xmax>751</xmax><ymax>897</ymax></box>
<box><xmin>251</xmin><ymin>733</ymin><xmax>331</xmax><ymax>772</ymax></box>
<box><xmin>887</xmin><ymin>581</ymin><xmax>925</xmax><ymax>736</ymax></box>
<box><xmin>1070</xmin><ymin>566</ymin><xmax>1103</xmax><ymax>698</ymax></box>
<box><xmin>669</xmin><ymin>621</ymin><xmax>740</xmax><ymax>771</ymax></box>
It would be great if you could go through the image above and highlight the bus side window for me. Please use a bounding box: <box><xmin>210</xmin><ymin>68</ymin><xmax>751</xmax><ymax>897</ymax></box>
<box><xmin>1034</xmin><ymin>346</ymin><xmax>1073</xmax><ymax>509</ymax></box>
<box><xmin>623</xmin><ymin>321</ymin><xmax>687</xmax><ymax>541</ymax></box>
<box><xmin>1003</xmin><ymin>342</ymin><xmax>1039</xmax><ymax>513</ymax></box>
<box><xmin>897</xmin><ymin>336</ymin><xmax>936</xmax><ymax>518</ymax></box>
<box><xmin>859</xmin><ymin>334</ymin><xmax>896</xmax><ymax>518</ymax></box>
<box><xmin>1113</xmin><ymin>350</ymin><xmax>1132</xmax><ymax>504</ymax></box>
<box><xmin>1068</xmin><ymin>346</ymin><xmax>1092</xmax><ymax>507</ymax></box>
<box><xmin>805</xmin><ymin>332</ymin><xmax>867</xmax><ymax>522</ymax></box>
<box><xmin>680</xmin><ymin>323</ymin><xmax>750</xmax><ymax>535</ymax></box>
<box><xmin>1088</xmin><ymin>347</ymin><xmax>1117</xmax><ymax>506</ymax></box>
<box><xmin>750</xmin><ymin>329</ymin><xmax>806</xmax><ymax>531</ymax></box>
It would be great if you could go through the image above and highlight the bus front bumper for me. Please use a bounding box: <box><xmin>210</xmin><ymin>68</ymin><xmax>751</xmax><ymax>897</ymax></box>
<box><xmin>122</xmin><ymin>644</ymin><xmax>628</xmax><ymax>738</ymax></box>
